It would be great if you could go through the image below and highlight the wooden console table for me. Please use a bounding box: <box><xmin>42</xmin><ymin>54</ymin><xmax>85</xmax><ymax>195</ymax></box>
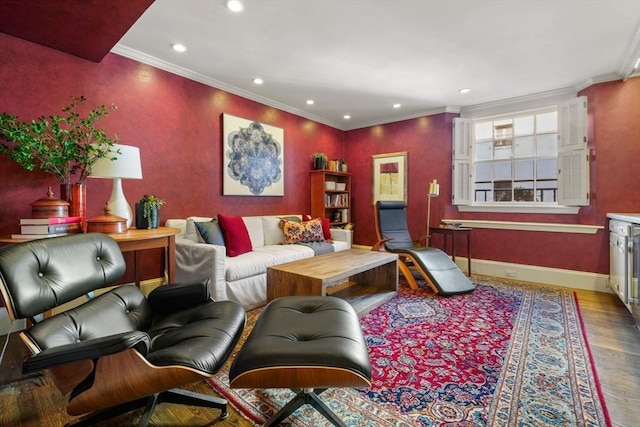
<box><xmin>429</xmin><ymin>226</ymin><xmax>472</xmax><ymax>276</ymax></box>
<box><xmin>0</xmin><ymin>227</ymin><xmax>180</xmax><ymax>287</ymax></box>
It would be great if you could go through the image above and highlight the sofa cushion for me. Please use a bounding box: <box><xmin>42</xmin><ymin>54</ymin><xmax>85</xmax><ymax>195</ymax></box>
<box><xmin>195</xmin><ymin>219</ymin><xmax>225</xmax><ymax>246</ymax></box>
<box><xmin>262</xmin><ymin>217</ymin><xmax>286</xmax><ymax>246</ymax></box>
<box><xmin>242</xmin><ymin>217</ymin><xmax>265</xmax><ymax>248</ymax></box>
<box><xmin>185</xmin><ymin>216</ymin><xmax>214</xmax><ymax>242</ymax></box>
<box><xmin>225</xmin><ymin>245</ymin><xmax>313</xmax><ymax>282</ymax></box>
<box><xmin>218</xmin><ymin>214</ymin><xmax>253</xmax><ymax>257</ymax></box>
<box><xmin>282</xmin><ymin>218</ymin><xmax>325</xmax><ymax>244</ymax></box>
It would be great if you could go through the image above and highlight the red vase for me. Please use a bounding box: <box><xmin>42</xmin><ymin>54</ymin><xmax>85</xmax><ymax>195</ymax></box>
<box><xmin>69</xmin><ymin>184</ymin><xmax>87</xmax><ymax>232</ymax></box>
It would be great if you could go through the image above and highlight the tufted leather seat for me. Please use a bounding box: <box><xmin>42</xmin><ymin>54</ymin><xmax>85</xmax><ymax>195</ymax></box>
<box><xmin>229</xmin><ymin>296</ymin><xmax>371</xmax><ymax>426</ymax></box>
<box><xmin>0</xmin><ymin>233</ymin><xmax>245</xmax><ymax>426</ymax></box>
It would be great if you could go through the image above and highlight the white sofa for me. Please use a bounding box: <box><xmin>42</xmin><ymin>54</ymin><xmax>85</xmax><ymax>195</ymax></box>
<box><xmin>165</xmin><ymin>215</ymin><xmax>352</xmax><ymax>310</ymax></box>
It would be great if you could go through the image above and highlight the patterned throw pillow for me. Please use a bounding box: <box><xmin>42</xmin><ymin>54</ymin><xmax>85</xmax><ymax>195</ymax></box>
<box><xmin>282</xmin><ymin>218</ymin><xmax>325</xmax><ymax>244</ymax></box>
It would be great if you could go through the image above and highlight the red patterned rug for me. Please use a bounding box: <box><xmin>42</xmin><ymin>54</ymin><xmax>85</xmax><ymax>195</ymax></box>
<box><xmin>208</xmin><ymin>277</ymin><xmax>611</xmax><ymax>426</ymax></box>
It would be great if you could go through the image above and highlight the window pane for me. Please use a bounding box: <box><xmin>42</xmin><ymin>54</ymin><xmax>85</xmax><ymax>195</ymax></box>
<box><xmin>494</xmin><ymin>180</ymin><xmax>512</xmax><ymax>202</ymax></box>
<box><xmin>514</xmin><ymin>115</ymin><xmax>534</xmax><ymax>136</ymax></box>
<box><xmin>536</xmin><ymin>158</ymin><xmax>557</xmax><ymax>180</ymax></box>
<box><xmin>476</xmin><ymin>141</ymin><xmax>492</xmax><ymax>160</ymax></box>
<box><xmin>514</xmin><ymin>181</ymin><xmax>534</xmax><ymax>201</ymax></box>
<box><xmin>493</xmin><ymin>161</ymin><xmax>512</xmax><ymax>180</ymax></box>
<box><xmin>515</xmin><ymin>159</ymin><xmax>533</xmax><ymax>180</ymax></box>
<box><xmin>475</xmin><ymin>182</ymin><xmax>492</xmax><ymax>202</ymax></box>
<box><xmin>475</xmin><ymin>163</ymin><xmax>491</xmax><ymax>181</ymax></box>
<box><xmin>514</xmin><ymin>136</ymin><xmax>534</xmax><ymax>157</ymax></box>
<box><xmin>537</xmin><ymin>133</ymin><xmax>557</xmax><ymax>155</ymax></box>
<box><xmin>475</xmin><ymin>122</ymin><xmax>493</xmax><ymax>141</ymax></box>
<box><xmin>494</xmin><ymin>141</ymin><xmax>512</xmax><ymax>159</ymax></box>
<box><xmin>537</xmin><ymin>112</ymin><xmax>557</xmax><ymax>133</ymax></box>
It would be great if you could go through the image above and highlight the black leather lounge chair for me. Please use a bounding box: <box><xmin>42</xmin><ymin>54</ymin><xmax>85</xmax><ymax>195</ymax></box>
<box><xmin>0</xmin><ymin>233</ymin><xmax>246</xmax><ymax>426</ymax></box>
<box><xmin>373</xmin><ymin>201</ymin><xmax>475</xmax><ymax>296</ymax></box>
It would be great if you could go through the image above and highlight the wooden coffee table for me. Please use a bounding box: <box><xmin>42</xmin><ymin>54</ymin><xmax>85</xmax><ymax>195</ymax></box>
<box><xmin>267</xmin><ymin>249</ymin><xmax>398</xmax><ymax>317</ymax></box>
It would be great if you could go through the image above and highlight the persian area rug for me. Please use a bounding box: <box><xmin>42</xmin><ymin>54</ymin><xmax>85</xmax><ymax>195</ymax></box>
<box><xmin>208</xmin><ymin>277</ymin><xmax>611</xmax><ymax>426</ymax></box>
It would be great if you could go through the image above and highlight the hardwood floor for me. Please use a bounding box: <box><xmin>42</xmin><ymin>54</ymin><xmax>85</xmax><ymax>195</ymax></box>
<box><xmin>1</xmin><ymin>282</ymin><xmax>638</xmax><ymax>426</ymax></box>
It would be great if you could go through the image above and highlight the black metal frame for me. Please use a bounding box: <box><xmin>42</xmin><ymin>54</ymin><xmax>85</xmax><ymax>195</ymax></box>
<box><xmin>264</xmin><ymin>388</ymin><xmax>345</xmax><ymax>427</ymax></box>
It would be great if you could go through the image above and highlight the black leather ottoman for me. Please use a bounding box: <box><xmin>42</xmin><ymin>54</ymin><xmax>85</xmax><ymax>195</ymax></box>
<box><xmin>229</xmin><ymin>296</ymin><xmax>372</xmax><ymax>427</ymax></box>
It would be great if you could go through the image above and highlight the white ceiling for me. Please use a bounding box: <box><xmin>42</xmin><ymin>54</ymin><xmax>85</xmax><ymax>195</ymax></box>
<box><xmin>114</xmin><ymin>0</ymin><xmax>640</xmax><ymax>130</ymax></box>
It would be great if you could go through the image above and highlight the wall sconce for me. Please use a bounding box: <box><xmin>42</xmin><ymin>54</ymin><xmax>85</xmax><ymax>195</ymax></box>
<box><xmin>89</xmin><ymin>144</ymin><xmax>143</xmax><ymax>228</ymax></box>
<box><xmin>426</xmin><ymin>179</ymin><xmax>440</xmax><ymax>246</ymax></box>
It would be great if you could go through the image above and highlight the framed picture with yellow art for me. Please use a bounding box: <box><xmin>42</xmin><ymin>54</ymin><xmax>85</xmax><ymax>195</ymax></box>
<box><xmin>372</xmin><ymin>151</ymin><xmax>407</xmax><ymax>204</ymax></box>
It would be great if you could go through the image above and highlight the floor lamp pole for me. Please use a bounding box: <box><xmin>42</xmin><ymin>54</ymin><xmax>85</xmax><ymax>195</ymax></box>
<box><xmin>426</xmin><ymin>179</ymin><xmax>440</xmax><ymax>247</ymax></box>
<box><xmin>426</xmin><ymin>194</ymin><xmax>433</xmax><ymax>247</ymax></box>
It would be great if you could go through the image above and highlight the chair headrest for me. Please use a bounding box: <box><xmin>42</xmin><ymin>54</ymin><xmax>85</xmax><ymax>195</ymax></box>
<box><xmin>376</xmin><ymin>201</ymin><xmax>407</xmax><ymax>210</ymax></box>
<box><xmin>0</xmin><ymin>233</ymin><xmax>126</xmax><ymax>319</ymax></box>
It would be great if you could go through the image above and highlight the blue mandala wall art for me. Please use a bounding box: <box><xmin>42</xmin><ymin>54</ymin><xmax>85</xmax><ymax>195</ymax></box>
<box><xmin>222</xmin><ymin>113</ymin><xmax>284</xmax><ymax>196</ymax></box>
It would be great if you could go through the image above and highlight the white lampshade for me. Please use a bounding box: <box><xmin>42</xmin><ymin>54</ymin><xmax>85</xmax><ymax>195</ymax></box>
<box><xmin>90</xmin><ymin>144</ymin><xmax>143</xmax><ymax>227</ymax></box>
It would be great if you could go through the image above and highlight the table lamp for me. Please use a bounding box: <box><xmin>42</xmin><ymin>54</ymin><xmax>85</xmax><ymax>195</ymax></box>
<box><xmin>426</xmin><ymin>179</ymin><xmax>440</xmax><ymax>246</ymax></box>
<box><xmin>89</xmin><ymin>144</ymin><xmax>143</xmax><ymax>228</ymax></box>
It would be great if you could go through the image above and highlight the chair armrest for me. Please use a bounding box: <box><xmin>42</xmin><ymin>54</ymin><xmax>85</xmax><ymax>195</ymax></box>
<box><xmin>174</xmin><ymin>239</ymin><xmax>227</xmax><ymax>301</ymax></box>
<box><xmin>23</xmin><ymin>331</ymin><xmax>150</xmax><ymax>374</ymax></box>
<box><xmin>147</xmin><ymin>278</ymin><xmax>212</xmax><ymax>314</ymax></box>
<box><xmin>371</xmin><ymin>237</ymin><xmax>392</xmax><ymax>252</ymax></box>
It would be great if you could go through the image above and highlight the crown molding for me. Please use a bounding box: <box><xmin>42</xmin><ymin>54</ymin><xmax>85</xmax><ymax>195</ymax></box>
<box><xmin>617</xmin><ymin>19</ymin><xmax>640</xmax><ymax>80</ymax></box>
<box><xmin>459</xmin><ymin>87</ymin><xmax>577</xmax><ymax>118</ymax></box>
<box><xmin>110</xmin><ymin>44</ymin><xmax>345</xmax><ymax>130</ymax></box>
<box><xmin>343</xmin><ymin>106</ymin><xmax>460</xmax><ymax>131</ymax></box>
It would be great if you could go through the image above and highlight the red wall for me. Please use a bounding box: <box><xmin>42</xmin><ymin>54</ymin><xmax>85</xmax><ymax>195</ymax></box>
<box><xmin>1</xmin><ymin>31</ymin><xmax>639</xmax><ymax>280</ymax></box>
<box><xmin>345</xmin><ymin>78</ymin><xmax>640</xmax><ymax>275</ymax></box>
<box><xmin>0</xmin><ymin>33</ymin><xmax>343</xmax><ymax>282</ymax></box>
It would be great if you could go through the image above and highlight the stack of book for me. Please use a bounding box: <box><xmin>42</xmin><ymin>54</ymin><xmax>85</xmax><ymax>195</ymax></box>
<box><xmin>12</xmin><ymin>216</ymin><xmax>82</xmax><ymax>240</ymax></box>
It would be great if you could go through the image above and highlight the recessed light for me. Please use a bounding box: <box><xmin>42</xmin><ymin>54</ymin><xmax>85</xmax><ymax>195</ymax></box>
<box><xmin>252</xmin><ymin>77</ymin><xmax>264</xmax><ymax>85</ymax></box>
<box><xmin>343</xmin><ymin>115</ymin><xmax>351</xmax><ymax>120</ymax></box>
<box><xmin>306</xmin><ymin>99</ymin><xmax>315</xmax><ymax>105</ymax></box>
<box><xmin>226</xmin><ymin>0</ymin><xmax>244</xmax><ymax>12</ymax></box>
<box><xmin>393</xmin><ymin>103</ymin><xmax>401</xmax><ymax>108</ymax></box>
<box><xmin>459</xmin><ymin>88</ymin><xmax>470</xmax><ymax>94</ymax></box>
<box><xmin>171</xmin><ymin>43</ymin><xmax>187</xmax><ymax>53</ymax></box>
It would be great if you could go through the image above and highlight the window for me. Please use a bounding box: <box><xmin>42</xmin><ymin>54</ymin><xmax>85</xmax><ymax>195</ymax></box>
<box><xmin>453</xmin><ymin>97</ymin><xmax>588</xmax><ymax>210</ymax></box>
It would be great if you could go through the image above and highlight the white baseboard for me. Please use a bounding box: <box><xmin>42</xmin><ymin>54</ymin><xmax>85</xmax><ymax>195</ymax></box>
<box><xmin>460</xmin><ymin>258</ymin><xmax>610</xmax><ymax>293</ymax></box>
<box><xmin>353</xmin><ymin>244</ymin><xmax>611</xmax><ymax>294</ymax></box>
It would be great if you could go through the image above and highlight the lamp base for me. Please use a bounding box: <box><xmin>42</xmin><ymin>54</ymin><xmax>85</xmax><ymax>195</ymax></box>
<box><xmin>105</xmin><ymin>178</ymin><xmax>132</xmax><ymax>228</ymax></box>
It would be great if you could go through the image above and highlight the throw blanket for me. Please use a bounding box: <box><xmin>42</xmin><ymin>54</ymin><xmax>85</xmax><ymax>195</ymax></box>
<box><xmin>296</xmin><ymin>241</ymin><xmax>335</xmax><ymax>255</ymax></box>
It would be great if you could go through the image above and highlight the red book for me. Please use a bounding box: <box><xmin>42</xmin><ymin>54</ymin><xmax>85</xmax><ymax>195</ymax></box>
<box><xmin>19</xmin><ymin>216</ymin><xmax>82</xmax><ymax>225</ymax></box>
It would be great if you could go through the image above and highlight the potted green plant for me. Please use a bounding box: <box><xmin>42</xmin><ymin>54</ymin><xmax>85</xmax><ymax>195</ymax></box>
<box><xmin>0</xmin><ymin>96</ymin><xmax>119</xmax><ymax>186</ymax></box>
<box><xmin>311</xmin><ymin>152</ymin><xmax>327</xmax><ymax>170</ymax></box>
<box><xmin>135</xmin><ymin>194</ymin><xmax>165</xmax><ymax>229</ymax></box>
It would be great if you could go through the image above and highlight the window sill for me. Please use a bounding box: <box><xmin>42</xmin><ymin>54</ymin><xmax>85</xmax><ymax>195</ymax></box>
<box><xmin>441</xmin><ymin>219</ymin><xmax>602</xmax><ymax>234</ymax></box>
<box><xmin>456</xmin><ymin>204</ymin><xmax>579</xmax><ymax>214</ymax></box>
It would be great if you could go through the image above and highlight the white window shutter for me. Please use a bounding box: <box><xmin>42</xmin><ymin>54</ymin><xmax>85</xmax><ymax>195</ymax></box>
<box><xmin>557</xmin><ymin>96</ymin><xmax>589</xmax><ymax>206</ymax></box>
<box><xmin>452</xmin><ymin>118</ymin><xmax>472</xmax><ymax>205</ymax></box>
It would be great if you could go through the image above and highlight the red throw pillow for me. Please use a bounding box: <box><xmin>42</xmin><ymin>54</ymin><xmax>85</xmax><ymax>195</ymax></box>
<box><xmin>217</xmin><ymin>213</ymin><xmax>252</xmax><ymax>257</ymax></box>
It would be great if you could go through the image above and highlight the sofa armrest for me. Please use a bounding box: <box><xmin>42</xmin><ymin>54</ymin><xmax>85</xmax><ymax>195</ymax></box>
<box><xmin>174</xmin><ymin>239</ymin><xmax>228</xmax><ymax>301</ymax></box>
<box><xmin>330</xmin><ymin>228</ymin><xmax>352</xmax><ymax>247</ymax></box>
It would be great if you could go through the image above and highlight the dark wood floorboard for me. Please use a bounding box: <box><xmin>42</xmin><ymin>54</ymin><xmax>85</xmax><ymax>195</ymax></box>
<box><xmin>1</xmin><ymin>280</ymin><xmax>638</xmax><ymax>426</ymax></box>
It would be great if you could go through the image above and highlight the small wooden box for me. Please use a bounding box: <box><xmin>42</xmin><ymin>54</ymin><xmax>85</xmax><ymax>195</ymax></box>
<box><xmin>87</xmin><ymin>207</ymin><xmax>127</xmax><ymax>234</ymax></box>
<box><xmin>30</xmin><ymin>188</ymin><xmax>69</xmax><ymax>218</ymax></box>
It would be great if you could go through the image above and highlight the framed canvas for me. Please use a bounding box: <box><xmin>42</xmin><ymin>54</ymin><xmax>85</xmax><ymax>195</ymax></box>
<box><xmin>372</xmin><ymin>151</ymin><xmax>407</xmax><ymax>204</ymax></box>
<box><xmin>222</xmin><ymin>113</ymin><xmax>284</xmax><ymax>196</ymax></box>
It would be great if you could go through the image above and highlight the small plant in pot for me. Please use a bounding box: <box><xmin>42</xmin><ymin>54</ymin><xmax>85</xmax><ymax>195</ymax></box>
<box><xmin>311</xmin><ymin>152</ymin><xmax>327</xmax><ymax>170</ymax></box>
<box><xmin>135</xmin><ymin>194</ymin><xmax>165</xmax><ymax>229</ymax></box>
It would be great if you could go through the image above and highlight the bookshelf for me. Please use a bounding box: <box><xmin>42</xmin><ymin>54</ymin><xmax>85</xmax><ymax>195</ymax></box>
<box><xmin>310</xmin><ymin>170</ymin><xmax>351</xmax><ymax>226</ymax></box>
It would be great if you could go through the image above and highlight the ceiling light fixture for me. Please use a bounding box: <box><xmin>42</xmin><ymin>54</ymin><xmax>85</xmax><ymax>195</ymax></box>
<box><xmin>171</xmin><ymin>43</ymin><xmax>187</xmax><ymax>53</ymax></box>
<box><xmin>393</xmin><ymin>103</ymin><xmax>401</xmax><ymax>108</ymax></box>
<box><xmin>226</xmin><ymin>0</ymin><xmax>244</xmax><ymax>12</ymax></box>
<box><xmin>459</xmin><ymin>88</ymin><xmax>470</xmax><ymax>94</ymax></box>
<box><xmin>343</xmin><ymin>115</ymin><xmax>351</xmax><ymax>120</ymax></box>
<box><xmin>306</xmin><ymin>100</ymin><xmax>314</xmax><ymax>105</ymax></box>
<box><xmin>252</xmin><ymin>77</ymin><xmax>264</xmax><ymax>85</ymax></box>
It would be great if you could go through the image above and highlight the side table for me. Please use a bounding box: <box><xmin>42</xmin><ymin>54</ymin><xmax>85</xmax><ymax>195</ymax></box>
<box><xmin>429</xmin><ymin>226</ymin><xmax>472</xmax><ymax>276</ymax></box>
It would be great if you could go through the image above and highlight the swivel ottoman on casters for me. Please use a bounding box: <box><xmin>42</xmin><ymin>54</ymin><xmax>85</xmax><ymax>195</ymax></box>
<box><xmin>228</xmin><ymin>296</ymin><xmax>372</xmax><ymax>426</ymax></box>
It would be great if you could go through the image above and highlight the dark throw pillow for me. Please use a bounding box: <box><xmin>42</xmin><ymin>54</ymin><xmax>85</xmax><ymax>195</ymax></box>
<box><xmin>195</xmin><ymin>219</ymin><xmax>226</xmax><ymax>246</ymax></box>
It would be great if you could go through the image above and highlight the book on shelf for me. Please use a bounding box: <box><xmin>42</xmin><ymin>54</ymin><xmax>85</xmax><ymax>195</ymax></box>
<box><xmin>19</xmin><ymin>216</ymin><xmax>82</xmax><ymax>225</ymax></box>
<box><xmin>10</xmin><ymin>232</ymin><xmax>75</xmax><ymax>241</ymax></box>
<box><xmin>20</xmin><ymin>222</ymin><xmax>81</xmax><ymax>235</ymax></box>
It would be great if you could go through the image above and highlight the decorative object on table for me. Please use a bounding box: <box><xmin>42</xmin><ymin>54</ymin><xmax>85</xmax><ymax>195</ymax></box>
<box><xmin>222</xmin><ymin>113</ymin><xmax>284</xmax><ymax>196</ymax></box>
<box><xmin>89</xmin><ymin>144</ymin><xmax>143</xmax><ymax>228</ymax></box>
<box><xmin>372</xmin><ymin>151</ymin><xmax>407</xmax><ymax>204</ymax></box>
<box><xmin>425</xmin><ymin>178</ymin><xmax>440</xmax><ymax>246</ymax></box>
<box><xmin>135</xmin><ymin>194</ymin><xmax>165</xmax><ymax>229</ymax></box>
<box><xmin>86</xmin><ymin>203</ymin><xmax>127</xmax><ymax>234</ymax></box>
<box><xmin>0</xmin><ymin>96</ymin><xmax>120</xmax><ymax>227</ymax></box>
<box><xmin>29</xmin><ymin>187</ymin><xmax>69</xmax><ymax>218</ymax></box>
